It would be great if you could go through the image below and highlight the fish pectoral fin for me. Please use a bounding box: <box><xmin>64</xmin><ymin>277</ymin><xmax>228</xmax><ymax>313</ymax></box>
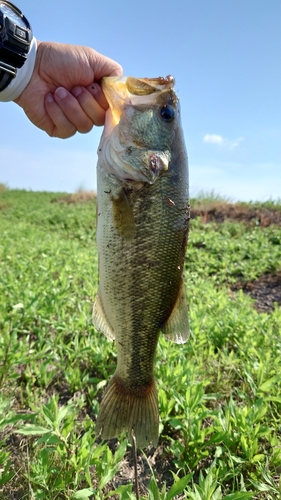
<box><xmin>93</xmin><ymin>291</ymin><xmax>115</xmax><ymax>341</ymax></box>
<box><xmin>161</xmin><ymin>279</ymin><xmax>189</xmax><ymax>344</ymax></box>
<box><xmin>112</xmin><ymin>188</ymin><xmax>136</xmax><ymax>241</ymax></box>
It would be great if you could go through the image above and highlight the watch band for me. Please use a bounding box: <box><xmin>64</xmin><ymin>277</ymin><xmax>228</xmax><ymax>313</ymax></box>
<box><xmin>0</xmin><ymin>36</ymin><xmax>36</xmax><ymax>102</ymax></box>
<box><xmin>0</xmin><ymin>61</ymin><xmax>17</xmax><ymax>91</ymax></box>
<box><xmin>0</xmin><ymin>0</ymin><xmax>34</xmax><ymax>100</ymax></box>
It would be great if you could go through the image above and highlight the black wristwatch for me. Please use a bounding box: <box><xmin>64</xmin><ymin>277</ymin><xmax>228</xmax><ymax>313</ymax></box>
<box><xmin>0</xmin><ymin>1</ymin><xmax>33</xmax><ymax>92</ymax></box>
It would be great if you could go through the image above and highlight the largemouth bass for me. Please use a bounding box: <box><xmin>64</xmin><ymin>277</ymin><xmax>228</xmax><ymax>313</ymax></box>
<box><xmin>93</xmin><ymin>75</ymin><xmax>189</xmax><ymax>448</ymax></box>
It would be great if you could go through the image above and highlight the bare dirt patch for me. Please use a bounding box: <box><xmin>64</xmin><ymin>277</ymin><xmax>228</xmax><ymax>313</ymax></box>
<box><xmin>102</xmin><ymin>438</ymin><xmax>183</xmax><ymax>499</ymax></box>
<box><xmin>232</xmin><ymin>272</ymin><xmax>281</xmax><ymax>312</ymax></box>
<box><xmin>190</xmin><ymin>202</ymin><xmax>281</xmax><ymax>312</ymax></box>
<box><xmin>191</xmin><ymin>203</ymin><xmax>281</xmax><ymax>227</ymax></box>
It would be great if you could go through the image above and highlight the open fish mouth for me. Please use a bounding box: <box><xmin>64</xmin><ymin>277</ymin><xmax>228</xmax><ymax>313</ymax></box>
<box><xmin>101</xmin><ymin>75</ymin><xmax>176</xmax><ymax>128</ymax></box>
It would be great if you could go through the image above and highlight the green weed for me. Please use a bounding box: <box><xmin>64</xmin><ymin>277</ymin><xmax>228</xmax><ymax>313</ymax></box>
<box><xmin>0</xmin><ymin>190</ymin><xmax>281</xmax><ymax>499</ymax></box>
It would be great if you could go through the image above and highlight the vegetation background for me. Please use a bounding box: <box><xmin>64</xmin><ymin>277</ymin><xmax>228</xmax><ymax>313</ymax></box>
<box><xmin>0</xmin><ymin>186</ymin><xmax>281</xmax><ymax>499</ymax></box>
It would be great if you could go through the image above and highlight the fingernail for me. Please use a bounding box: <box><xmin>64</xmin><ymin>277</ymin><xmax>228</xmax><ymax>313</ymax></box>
<box><xmin>46</xmin><ymin>93</ymin><xmax>54</xmax><ymax>103</ymax></box>
<box><xmin>55</xmin><ymin>87</ymin><xmax>68</xmax><ymax>100</ymax></box>
<box><xmin>71</xmin><ymin>86</ymin><xmax>83</xmax><ymax>97</ymax></box>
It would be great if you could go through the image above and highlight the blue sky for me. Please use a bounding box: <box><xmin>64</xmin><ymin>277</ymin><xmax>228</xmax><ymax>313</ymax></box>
<box><xmin>1</xmin><ymin>0</ymin><xmax>280</xmax><ymax>201</ymax></box>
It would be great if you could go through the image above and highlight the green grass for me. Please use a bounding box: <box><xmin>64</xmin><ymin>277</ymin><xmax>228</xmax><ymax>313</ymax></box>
<box><xmin>0</xmin><ymin>189</ymin><xmax>281</xmax><ymax>499</ymax></box>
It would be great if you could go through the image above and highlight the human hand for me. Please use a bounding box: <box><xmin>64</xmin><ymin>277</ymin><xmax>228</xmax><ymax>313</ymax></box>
<box><xmin>14</xmin><ymin>41</ymin><xmax>123</xmax><ymax>138</ymax></box>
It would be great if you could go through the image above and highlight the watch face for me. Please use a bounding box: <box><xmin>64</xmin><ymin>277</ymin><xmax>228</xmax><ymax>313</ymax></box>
<box><xmin>0</xmin><ymin>3</ymin><xmax>27</xmax><ymax>29</ymax></box>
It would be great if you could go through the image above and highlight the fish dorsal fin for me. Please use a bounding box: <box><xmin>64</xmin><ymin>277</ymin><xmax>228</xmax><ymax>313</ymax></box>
<box><xmin>112</xmin><ymin>189</ymin><xmax>136</xmax><ymax>241</ymax></box>
<box><xmin>161</xmin><ymin>279</ymin><xmax>189</xmax><ymax>344</ymax></box>
<box><xmin>93</xmin><ymin>291</ymin><xmax>115</xmax><ymax>341</ymax></box>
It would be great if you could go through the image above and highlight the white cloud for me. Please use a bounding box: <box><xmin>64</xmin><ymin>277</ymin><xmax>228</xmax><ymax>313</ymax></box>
<box><xmin>203</xmin><ymin>134</ymin><xmax>224</xmax><ymax>145</ymax></box>
<box><xmin>203</xmin><ymin>134</ymin><xmax>244</xmax><ymax>149</ymax></box>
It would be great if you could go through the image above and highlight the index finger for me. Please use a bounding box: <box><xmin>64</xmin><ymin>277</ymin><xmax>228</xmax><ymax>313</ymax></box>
<box><xmin>89</xmin><ymin>50</ymin><xmax>123</xmax><ymax>81</ymax></box>
<box><xmin>86</xmin><ymin>82</ymin><xmax>109</xmax><ymax>110</ymax></box>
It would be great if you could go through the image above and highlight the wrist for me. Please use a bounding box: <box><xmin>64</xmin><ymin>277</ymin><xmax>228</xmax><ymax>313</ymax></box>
<box><xmin>0</xmin><ymin>36</ymin><xmax>37</xmax><ymax>102</ymax></box>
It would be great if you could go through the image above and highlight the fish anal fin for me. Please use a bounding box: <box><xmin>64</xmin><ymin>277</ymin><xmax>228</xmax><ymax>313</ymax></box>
<box><xmin>96</xmin><ymin>374</ymin><xmax>159</xmax><ymax>449</ymax></box>
<box><xmin>93</xmin><ymin>291</ymin><xmax>115</xmax><ymax>341</ymax></box>
<box><xmin>162</xmin><ymin>279</ymin><xmax>189</xmax><ymax>344</ymax></box>
<box><xmin>112</xmin><ymin>189</ymin><xmax>136</xmax><ymax>241</ymax></box>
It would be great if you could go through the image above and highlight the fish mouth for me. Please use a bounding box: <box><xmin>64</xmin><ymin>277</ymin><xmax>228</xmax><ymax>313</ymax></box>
<box><xmin>101</xmin><ymin>75</ymin><xmax>176</xmax><ymax>129</ymax></box>
<box><xmin>124</xmin><ymin>75</ymin><xmax>175</xmax><ymax>95</ymax></box>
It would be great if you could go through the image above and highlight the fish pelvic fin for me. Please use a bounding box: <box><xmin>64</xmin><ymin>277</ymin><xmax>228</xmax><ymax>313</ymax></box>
<box><xmin>112</xmin><ymin>188</ymin><xmax>136</xmax><ymax>241</ymax></box>
<box><xmin>162</xmin><ymin>278</ymin><xmax>189</xmax><ymax>344</ymax></box>
<box><xmin>93</xmin><ymin>291</ymin><xmax>115</xmax><ymax>341</ymax></box>
<box><xmin>96</xmin><ymin>375</ymin><xmax>159</xmax><ymax>449</ymax></box>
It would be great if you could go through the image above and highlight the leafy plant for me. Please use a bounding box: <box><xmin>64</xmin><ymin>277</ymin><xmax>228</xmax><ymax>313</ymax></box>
<box><xmin>0</xmin><ymin>190</ymin><xmax>281</xmax><ymax>498</ymax></box>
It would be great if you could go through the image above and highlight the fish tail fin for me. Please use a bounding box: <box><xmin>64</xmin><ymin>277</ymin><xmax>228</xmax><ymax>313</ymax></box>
<box><xmin>96</xmin><ymin>374</ymin><xmax>159</xmax><ymax>449</ymax></box>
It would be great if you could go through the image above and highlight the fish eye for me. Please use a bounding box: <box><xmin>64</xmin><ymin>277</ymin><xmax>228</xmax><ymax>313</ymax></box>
<box><xmin>160</xmin><ymin>105</ymin><xmax>175</xmax><ymax>122</ymax></box>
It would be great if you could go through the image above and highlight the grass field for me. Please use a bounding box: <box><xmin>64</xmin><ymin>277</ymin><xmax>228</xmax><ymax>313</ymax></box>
<box><xmin>0</xmin><ymin>188</ymin><xmax>281</xmax><ymax>500</ymax></box>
